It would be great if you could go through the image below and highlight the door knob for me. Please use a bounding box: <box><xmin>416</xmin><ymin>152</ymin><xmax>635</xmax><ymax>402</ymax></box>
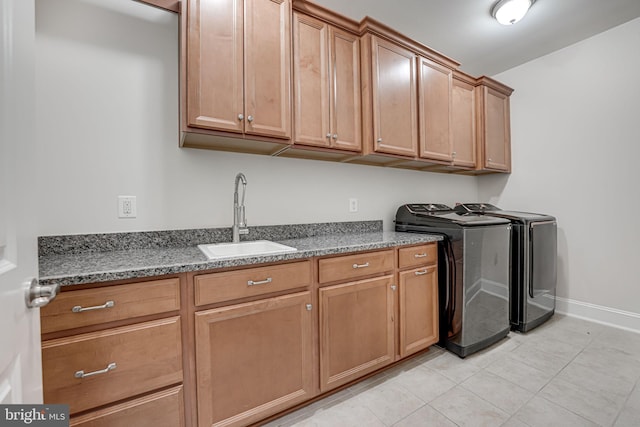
<box><xmin>25</xmin><ymin>278</ymin><xmax>60</xmax><ymax>308</ymax></box>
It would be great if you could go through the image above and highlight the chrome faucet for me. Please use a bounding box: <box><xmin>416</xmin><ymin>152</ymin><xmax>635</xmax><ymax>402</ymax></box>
<box><xmin>232</xmin><ymin>172</ymin><xmax>248</xmax><ymax>243</ymax></box>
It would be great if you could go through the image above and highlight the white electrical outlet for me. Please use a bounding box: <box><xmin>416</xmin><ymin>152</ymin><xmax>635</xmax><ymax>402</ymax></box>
<box><xmin>118</xmin><ymin>196</ymin><xmax>137</xmax><ymax>218</ymax></box>
<box><xmin>349</xmin><ymin>198</ymin><xmax>358</xmax><ymax>213</ymax></box>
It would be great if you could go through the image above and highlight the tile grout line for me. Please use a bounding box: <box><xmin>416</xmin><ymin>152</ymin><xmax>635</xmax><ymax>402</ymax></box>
<box><xmin>611</xmin><ymin>378</ymin><xmax>639</xmax><ymax>427</ymax></box>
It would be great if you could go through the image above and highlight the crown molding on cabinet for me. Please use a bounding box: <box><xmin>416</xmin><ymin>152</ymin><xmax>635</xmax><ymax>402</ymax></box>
<box><xmin>358</xmin><ymin>16</ymin><xmax>460</xmax><ymax>70</ymax></box>
<box><xmin>476</xmin><ymin>75</ymin><xmax>514</xmax><ymax>96</ymax></box>
<box><xmin>292</xmin><ymin>0</ymin><xmax>360</xmax><ymax>34</ymax></box>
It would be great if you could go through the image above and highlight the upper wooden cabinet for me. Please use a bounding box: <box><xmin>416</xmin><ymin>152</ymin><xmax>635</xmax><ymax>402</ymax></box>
<box><xmin>476</xmin><ymin>76</ymin><xmax>513</xmax><ymax>173</ymax></box>
<box><xmin>176</xmin><ymin>0</ymin><xmax>514</xmax><ymax>174</ymax></box>
<box><xmin>450</xmin><ymin>70</ymin><xmax>477</xmax><ymax>169</ymax></box>
<box><xmin>361</xmin><ymin>33</ymin><xmax>418</xmax><ymax>158</ymax></box>
<box><xmin>293</xmin><ymin>12</ymin><xmax>361</xmax><ymax>152</ymax></box>
<box><xmin>185</xmin><ymin>0</ymin><xmax>291</xmax><ymax>140</ymax></box>
<box><xmin>418</xmin><ymin>56</ymin><xmax>453</xmax><ymax>163</ymax></box>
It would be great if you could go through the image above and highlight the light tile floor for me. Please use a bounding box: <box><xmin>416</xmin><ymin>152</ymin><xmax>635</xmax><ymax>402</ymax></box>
<box><xmin>265</xmin><ymin>315</ymin><xmax>640</xmax><ymax>427</ymax></box>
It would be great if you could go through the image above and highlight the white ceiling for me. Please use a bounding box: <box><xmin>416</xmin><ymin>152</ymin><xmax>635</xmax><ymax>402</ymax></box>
<box><xmin>312</xmin><ymin>0</ymin><xmax>640</xmax><ymax>76</ymax></box>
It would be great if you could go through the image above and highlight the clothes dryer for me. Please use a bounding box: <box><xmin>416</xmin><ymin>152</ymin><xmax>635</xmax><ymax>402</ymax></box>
<box><xmin>455</xmin><ymin>203</ymin><xmax>557</xmax><ymax>332</ymax></box>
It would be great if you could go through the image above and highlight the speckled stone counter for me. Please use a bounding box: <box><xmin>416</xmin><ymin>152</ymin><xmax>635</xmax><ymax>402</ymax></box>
<box><xmin>38</xmin><ymin>221</ymin><xmax>442</xmax><ymax>287</ymax></box>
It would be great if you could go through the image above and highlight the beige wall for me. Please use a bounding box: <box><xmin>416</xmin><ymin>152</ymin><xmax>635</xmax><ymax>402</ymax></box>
<box><xmin>480</xmin><ymin>17</ymin><xmax>640</xmax><ymax>322</ymax></box>
<box><xmin>34</xmin><ymin>0</ymin><xmax>477</xmax><ymax>236</ymax></box>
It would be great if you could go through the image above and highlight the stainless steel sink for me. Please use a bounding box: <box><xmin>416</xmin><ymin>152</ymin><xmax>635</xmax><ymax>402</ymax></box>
<box><xmin>198</xmin><ymin>240</ymin><xmax>297</xmax><ymax>260</ymax></box>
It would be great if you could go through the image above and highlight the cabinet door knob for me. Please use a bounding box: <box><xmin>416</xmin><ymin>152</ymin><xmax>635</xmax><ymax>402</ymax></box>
<box><xmin>306</xmin><ymin>303</ymin><xmax>312</xmax><ymax>311</ymax></box>
<box><xmin>326</xmin><ymin>133</ymin><xmax>331</xmax><ymax>139</ymax></box>
<box><xmin>376</xmin><ymin>138</ymin><xmax>383</xmax><ymax>143</ymax></box>
<box><xmin>238</xmin><ymin>114</ymin><xmax>244</xmax><ymax>121</ymax></box>
<box><xmin>391</xmin><ymin>285</ymin><xmax>397</xmax><ymax>291</ymax></box>
<box><xmin>25</xmin><ymin>278</ymin><xmax>59</xmax><ymax>308</ymax></box>
<box><xmin>332</xmin><ymin>134</ymin><xmax>338</xmax><ymax>139</ymax></box>
<box><xmin>247</xmin><ymin>115</ymin><xmax>254</xmax><ymax>123</ymax></box>
<box><xmin>452</xmin><ymin>151</ymin><xmax>456</xmax><ymax>158</ymax></box>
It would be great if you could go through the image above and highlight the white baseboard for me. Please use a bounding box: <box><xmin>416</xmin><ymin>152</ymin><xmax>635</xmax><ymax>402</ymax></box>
<box><xmin>555</xmin><ymin>296</ymin><xmax>640</xmax><ymax>334</ymax></box>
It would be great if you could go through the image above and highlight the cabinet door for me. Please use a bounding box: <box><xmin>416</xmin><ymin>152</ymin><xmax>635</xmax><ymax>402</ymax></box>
<box><xmin>451</xmin><ymin>78</ymin><xmax>477</xmax><ymax>168</ymax></box>
<box><xmin>370</xmin><ymin>36</ymin><xmax>418</xmax><ymax>157</ymax></box>
<box><xmin>330</xmin><ymin>27</ymin><xmax>361</xmax><ymax>152</ymax></box>
<box><xmin>195</xmin><ymin>292</ymin><xmax>314</xmax><ymax>427</ymax></box>
<box><xmin>418</xmin><ymin>57</ymin><xmax>453</xmax><ymax>162</ymax></box>
<box><xmin>398</xmin><ymin>266</ymin><xmax>438</xmax><ymax>358</ymax></box>
<box><xmin>319</xmin><ymin>276</ymin><xmax>395</xmax><ymax>392</ymax></box>
<box><xmin>480</xmin><ymin>86</ymin><xmax>511</xmax><ymax>172</ymax></box>
<box><xmin>244</xmin><ymin>0</ymin><xmax>292</xmax><ymax>139</ymax></box>
<box><xmin>187</xmin><ymin>0</ymin><xmax>244</xmax><ymax>133</ymax></box>
<box><xmin>293</xmin><ymin>13</ymin><xmax>330</xmax><ymax>148</ymax></box>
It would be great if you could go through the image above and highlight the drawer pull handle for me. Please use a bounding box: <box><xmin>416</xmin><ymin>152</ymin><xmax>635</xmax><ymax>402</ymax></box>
<box><xmin>352</xmin><ymin>262</ymin><xmax>370</xmax><ymax>269</ymax></box>
<box><xmin>75</xmin><ymin>362</ymin><xmax>117</xmax><ymax>379</ymax></box>
<box><xmin>414</xmin><ymin>253</ymin><xmax>428</xmax><ymax>258</ymax></box>
<box><xmin>415</xmin><ymin>270</ymin><xmax>429</xmax><ymax>276</ymax></box>
<box><xmin>72</xmin><ymin>300</ymin><xmax>115</xmax><ymax>313</ymax></box>
<box><xmin>247</xmin><ymin>278</ymin><xmax>272</xmax><ymax>286</ymax></box>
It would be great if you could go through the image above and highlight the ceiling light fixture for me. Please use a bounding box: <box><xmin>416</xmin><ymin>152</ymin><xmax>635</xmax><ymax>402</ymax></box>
<box><xmin>491</xmin><ymin>0</ymin><xmax>535</xmax><ymax>25</ymax></box>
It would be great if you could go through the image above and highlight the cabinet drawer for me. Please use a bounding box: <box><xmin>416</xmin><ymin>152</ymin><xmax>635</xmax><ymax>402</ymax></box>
<box><xmin>194</xmin><ymin>260</ymin><xmax>312</xmax><ymax>306</ymax></box>
<box><xmin>318</xmin><ymin>250</ymin><xmax>394</xmax><ymax>284</ymax></box>
<box><xmin>43</xmin><ymin>317</ymin><xmax>183</xmax><ymax>415</ymax></box>
<box><xmin>41</xmin><ymin>278</ymin><xmax>181</xmax><ymax>335</ymax></box>
<box><xmin>398</xmin><ymin>243</ymin><xmax>437</xmax><ymax>269</ymax></box>
<box><xmin>70</xmin><ymin>386</ymin><xmax>184</xmax><ymax>427</ymax></box>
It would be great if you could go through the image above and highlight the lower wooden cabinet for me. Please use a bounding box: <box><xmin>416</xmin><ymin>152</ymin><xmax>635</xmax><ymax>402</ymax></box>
<box><xmin>40</xmin><ymin>277</ymin><xmax>186</xmax><ymax>425</ymax></box>
<box><xmin>41</xmin><ymin>244</ymin><xmax>439</xmax><ymax>427</ymax></box>
<box><xmin>69</xmin><ymin>386</ymin><xmax>185</xmax><ymax>427</ymax></box>
<box><xmin>398</xmin><ymin>265</ymin><xmax>439</xmax><ymax>358</ymax></box>
<box><xmin>194</xmin><ymin>291</ymin><xmax>315</xmax><ymax>427</ymax></box>
<box><xmin>319</xmin><ymin>275</ymin><xmax>395</xmax><ymax>392</ymax></box>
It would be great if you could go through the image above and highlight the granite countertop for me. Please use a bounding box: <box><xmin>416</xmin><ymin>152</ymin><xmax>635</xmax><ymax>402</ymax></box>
<box><xmin>38</xmin><ymin>221</ymin><xmax>442</xmax><ymax>287</ymax></box>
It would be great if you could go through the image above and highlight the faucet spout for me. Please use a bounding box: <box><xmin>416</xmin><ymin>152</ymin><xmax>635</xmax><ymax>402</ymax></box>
<box><xmin>232</xmin><ymin>173</ymin><xmax>248</xmax><ymax>243</ymax></box>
